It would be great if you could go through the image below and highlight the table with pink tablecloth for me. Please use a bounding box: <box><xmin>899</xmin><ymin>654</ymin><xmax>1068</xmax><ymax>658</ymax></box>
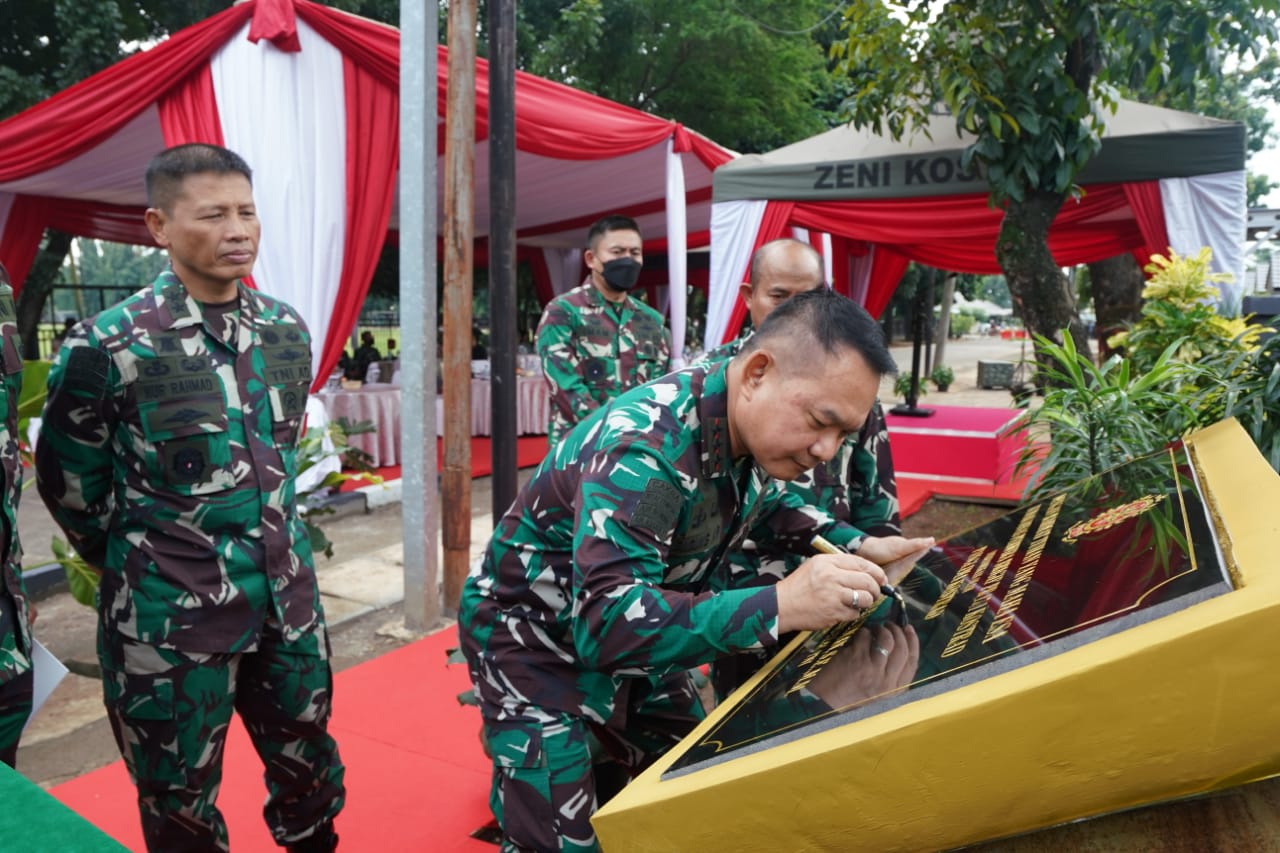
<box><xmin>437</xmin><ymin>376</ymin><xmax>550</xmax><ymax>437</ymax></box>
<box><xmin>317</xmin><ymin>385</ymin><xmax>402</xmax><ymax>467</ymax></box>
<box><xmin>321</xmin><ymin>377</ymin><xmax>548</xmax><ymax>464</ymax></box>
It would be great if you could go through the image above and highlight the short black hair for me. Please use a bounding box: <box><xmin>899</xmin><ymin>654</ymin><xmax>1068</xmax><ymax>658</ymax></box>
<box><xmin>145</xmin><ymin>143</ymin><xmax>253</xmax><ymax>213</ymax></box>
<box><xmin>586</xmin><ymin>214</ymin><xmax>641</xmax><ymax>251</ymax></box>
<box><xmin>742</xmin><ymin>288</ymin><xmax>897</xmax><ymax>377</ymax></box>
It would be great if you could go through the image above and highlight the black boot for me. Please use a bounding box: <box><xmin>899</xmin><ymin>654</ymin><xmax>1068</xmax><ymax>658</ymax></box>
<box><xmin>286</xmin><ymin>823</ymin><xmax>339</xmax><ymax>853</ymax></box>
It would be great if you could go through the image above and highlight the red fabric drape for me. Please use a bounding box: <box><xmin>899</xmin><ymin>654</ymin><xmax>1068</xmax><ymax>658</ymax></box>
<box><xmin>249</xmin><ymin>0</ymin><xmax>302</xmax><ymax>52</ymax></box>
<box><xmin>771</xmin><ymin>183</ymin><xmax>1148</xmax><ymax>316</ymax></box>
<box><xmin>0</xmin><ymin>196</ymin><xmax>53</xmax><ymax>294</ymax></box>
<box><xmin>721</xmin><ymin>200</ymin><xmax>796</xmax><ymax>343</ymax></box>
<box><xmin>313</xmin><ymin>55</ymin><xmax>399</xmax><ymax>392</ymax></box>
<box><xmin>1122</xmin><ymin>181</ymin><xmax>1169</xmax><ymax>271</ymax></box>
<box><xmin>157</xmin><ymin>66</ymin><xmax>225</xmax><ymax>148</ymax></box>
<box><xmin>864</xmin><ymin>247</ymin><xmax>912</xmax><ymax>319</ymax></box>
<box><xmin>526</xmin><ymin>249</ymin><xmax>556</xmax><ymax>306</ymax></box>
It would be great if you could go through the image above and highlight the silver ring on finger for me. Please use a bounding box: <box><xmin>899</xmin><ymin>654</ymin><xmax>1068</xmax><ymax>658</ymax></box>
<box><xmin>871</xmin><ymin>644</ymin><xmax>890</xmax><ymax>658</ymax></box>
<box><xmin>850</xmin><ymin>589</ymin><xmax>863</xmax><ymax>610</ymax></box>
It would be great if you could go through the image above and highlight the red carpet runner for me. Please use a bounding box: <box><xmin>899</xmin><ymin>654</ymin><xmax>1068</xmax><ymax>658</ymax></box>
<box><xmin>52</xmin><ymin>626</ymin><xmax>496</xmax><ymax>852</ymax></box>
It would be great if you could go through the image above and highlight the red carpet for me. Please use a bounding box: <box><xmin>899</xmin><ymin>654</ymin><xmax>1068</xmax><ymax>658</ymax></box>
<box><xmin>52</xmin><ymin>627</ymin><xmax>496</xmax><ymax>852</ymax></box>
<box><xmin>340</xmin><ymin>435</ymin><xmax>549</xmax><ymax>492</ymax></box>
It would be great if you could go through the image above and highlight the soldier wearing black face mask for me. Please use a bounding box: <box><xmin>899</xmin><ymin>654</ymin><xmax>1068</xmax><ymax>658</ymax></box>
<box><xmin>535</xmin><ymin>214</ymin><xmax>672</xmax><ymax>448</ymax></box>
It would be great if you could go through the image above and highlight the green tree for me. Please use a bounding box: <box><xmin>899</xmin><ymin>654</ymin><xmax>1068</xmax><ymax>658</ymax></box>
<box><xmin>511</xmin><ymin>0</ymin><xmax>840</xmax><ymax>154</ymax></box>
<box><xmin>833</xmin><ymin>1</ymin><xmax>1280</xmax><ymax>363</ymax></box>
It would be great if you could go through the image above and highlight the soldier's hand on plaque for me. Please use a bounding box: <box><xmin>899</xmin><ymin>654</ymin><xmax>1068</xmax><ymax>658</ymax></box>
<box><xmin>776</xmin><ymin>552</ymin><xmax>888</xmax><ymax>633</ymax></box>
<box><xmin>806</xmin><ymin>623</ymin><xmax>920</xmax><ymax>710</ymax></box>
<box><xmin>856</xmin><ymin>536</ymin><xmax>935</xmax><ymax>585</ymax></box>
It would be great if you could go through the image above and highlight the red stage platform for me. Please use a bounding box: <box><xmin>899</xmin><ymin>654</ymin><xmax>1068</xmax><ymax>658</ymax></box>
<box><xmin>886</xmin><ymin>404</ymin><xmax>1028</xmax><ymax>496</ymax></box>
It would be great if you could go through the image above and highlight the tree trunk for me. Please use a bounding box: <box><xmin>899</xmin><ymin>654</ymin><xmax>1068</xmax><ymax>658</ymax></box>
<box><xmin>995</xmin><ymin>188</ymin><xmax>1092</xmax><ymax>369</ymax></box>
<box><xmin>1089</xmin><ymin>253</ymin><xmax>1144</xmax><ymax>361</ymax></box>
<box><xmin>16</xmin><ymin>230</ymin><xmax>72</xmax><ymax>360</ymax></box>
<box><xmin>933</xmin><ymin>273</ymin><xmax>955</xmax><ymax>371</ymax></box>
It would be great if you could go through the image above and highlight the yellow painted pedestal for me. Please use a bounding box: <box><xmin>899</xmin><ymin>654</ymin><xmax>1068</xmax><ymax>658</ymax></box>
<box><xmin>593</xmin><ymin>419</ymin><xmax>1280</xmax><ymax>852</ymax></box>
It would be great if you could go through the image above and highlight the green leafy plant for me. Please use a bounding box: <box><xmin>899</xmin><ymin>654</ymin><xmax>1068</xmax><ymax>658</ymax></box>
<box><xmin>1190</xmin><ymin>330</ymin><xmax>1280</xmax><ymax>472</ymax></box>
<box><xmin>929</xmin><ymin>364</ymin><xmax>955</xmax><ymax>391</ymax></box>
<box><xmin>1016</xmin><ymin>333</ymin><xmax>1200</xmax><ymax>502</ymax></box>
<box><xmin>894</xmin><ymin>373</ymin><xmax>926</xmax><ymax>401</ymax></box>
<box><xmin>1108</xmin><ymin>248</ymin><xmax>1255</xmax><ymax>374</ymax></box>
<box><xmin>50</xmin><ymin>536</ymin><xmax>100</xmax><ymax>608</ymax></box>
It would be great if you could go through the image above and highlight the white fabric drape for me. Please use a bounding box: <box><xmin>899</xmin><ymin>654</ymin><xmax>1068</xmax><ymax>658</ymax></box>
<box><xmin>210</xmin><ymin>20</ymin><xmax>347</xmax><ymax>365</ymax></box>
<box><xmin>820</xmin><ymin>232</ymin><xmax>833</xmax><ymax>284</ymax></box>
<box><xmin>541</xmin><ymin>247</ymin><xmax>582</xmax><ymax>296</ymax></box>
<box><xmin>849</xmin><ymin>247</ymin><xmax>875</xmax><ymax>307</ymax></box>
<box><xmin>707</xmin><ymin>199</ymin><xmax>766</xmax><ymax>350</ymax></box>
<box><xmin>665</xmin><ymin>138</ymin><xmax>688</xmax><ymax>366</ymax></box>
<box><xmin>1160</xmin><ymin>170</ymin><xmax>1247</xmax><ymax>311</ymax></box>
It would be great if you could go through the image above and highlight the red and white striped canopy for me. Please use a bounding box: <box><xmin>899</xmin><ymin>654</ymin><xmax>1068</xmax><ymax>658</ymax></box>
<box><xmin>0</xmin><ymin>0</ymin><xmax>732</xmax><ymax>386</ymax></box>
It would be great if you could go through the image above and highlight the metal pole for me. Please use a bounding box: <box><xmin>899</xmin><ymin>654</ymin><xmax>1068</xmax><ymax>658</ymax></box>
<box><xmin>442</xmin><ymin>0</ymin><xmax>476</xmax><ymax>615</ymax></box>
<box><xmin>488</xmin><ymin>0</ymin><xmax>517</xmax><ymax>518</ymax></box>
<box><xmin>399</xmin><ymin>0</ymin><xmax>441</xmax><ymax>631</ymax></box>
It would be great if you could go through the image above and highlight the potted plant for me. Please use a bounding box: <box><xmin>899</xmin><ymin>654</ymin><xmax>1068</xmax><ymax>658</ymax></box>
<box><xmin>894</xmin><ymin>372</ymin><xmax>926</xmax><ymax>401</ymax></box>
<box><xmin>929</xmin><ymin>364</ymin><xmax>954</xmax><ymax>392</ymax></box>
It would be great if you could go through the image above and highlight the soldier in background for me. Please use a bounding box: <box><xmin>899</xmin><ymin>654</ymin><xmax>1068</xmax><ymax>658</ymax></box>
<box><xmin>461</xmin><ymin>289</ymin><xmax>931</xmax><ymax>851</ymax></box>
<box><xmin>536</xmin><ymin>214</ymin><xmax>670</xmax><ymax>449</ymax></box>
<box><xmin>698</xmin><ymin>238</ymin><xmax>903</xmax><ymax>698</ymax></box>
<box><xmin>36</xmin><ymin>144</ymin><xmax>343</xmax><ymax>853</ymax></box>
<box><xmin>0</xmin><ymin>262</ymin><xmax>33</xmax><ymax>768</ymax></box>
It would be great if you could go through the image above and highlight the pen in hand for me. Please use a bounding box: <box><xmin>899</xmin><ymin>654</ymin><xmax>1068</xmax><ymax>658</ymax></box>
<box><xmin>810</xmin><ymin>534</ymin><xmax>910</xmax><ymax>627</ymax></box>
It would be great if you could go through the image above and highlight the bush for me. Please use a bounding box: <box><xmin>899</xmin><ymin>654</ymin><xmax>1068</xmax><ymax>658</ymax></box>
<box><xmin>948</xmin><ymin>312</ymin><xmax>977</xmax><ymax>337</ymax></box>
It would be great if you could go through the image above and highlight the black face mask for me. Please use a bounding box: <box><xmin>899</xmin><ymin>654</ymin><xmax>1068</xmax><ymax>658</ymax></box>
<box><xmin>600</xmin><ymin>257</ymin><xmax>642</xmax><ymax>292</ymax></box>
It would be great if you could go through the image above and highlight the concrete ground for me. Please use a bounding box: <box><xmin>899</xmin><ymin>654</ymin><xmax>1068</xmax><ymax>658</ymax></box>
<box><xmin>13</xmin><ymin>334</ymin><xmax>1032</xmax><ymax>788</ymax></box>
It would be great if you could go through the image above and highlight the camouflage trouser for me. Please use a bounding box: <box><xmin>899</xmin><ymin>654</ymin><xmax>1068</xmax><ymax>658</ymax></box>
<box><xmin>98</xmin><ymin>621</ymin><xmax>346</xmax><ymax>853</ymax></box>
<box><xmin>485</xmin><ymin>670</ymin><xmax>704</xmax><ymax>853</ymax></box>
<box><xmin>0</xmin><ymin>668</ymin><xmax>33</xmax><ymax>768</ymax></box>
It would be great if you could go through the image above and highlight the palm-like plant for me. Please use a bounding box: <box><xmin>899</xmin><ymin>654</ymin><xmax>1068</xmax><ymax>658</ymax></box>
<box><xmin>1016</xmin><ymin>334</ymin><xmax>1200</xmax><ymax>502</ymax></box>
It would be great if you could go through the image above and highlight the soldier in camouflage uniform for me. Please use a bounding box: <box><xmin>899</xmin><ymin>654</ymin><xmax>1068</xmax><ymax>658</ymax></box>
<box><xmin>698</xmin><ymin>239</ymin><xmax>904</xmax><ymax>697</ymax></box>
<box><xmin>461</xmin><ymin>289</ymin><xmax>933</xmax><ymax>852</ymax></box>
<box><xmin>36</xmin><ymin>145</ymin><xmax>343</xmax><ymax>853</ymax></box>
<box><xmin>0</xmin><ymin>262</ymin><xmax>33</xmax><ymax>769</ymax></box>
<box><xmin>536</xmin><ymin>215</ymin><xmax>670</xmax><ymax>449</ymax></box>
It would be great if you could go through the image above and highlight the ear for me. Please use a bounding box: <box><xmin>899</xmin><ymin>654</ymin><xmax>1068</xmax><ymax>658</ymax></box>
<box><xmin>738</xmin><ymin>282</ymin><xmax>753</xmax><ymax>309</ymax></box>
<box><xmin>582</xmin><ymin>247</ymin><xmax>598</xmax><ymax>271</ymax></box>
<box><xmin>738</xmin><ymin>349</ymin><xmax>773</xmax><ymax>398</ymax></box>
<box><xmin>144</xmin><ymin>208</ymin><xmax>170</xmax><ymax>248</ymax></box>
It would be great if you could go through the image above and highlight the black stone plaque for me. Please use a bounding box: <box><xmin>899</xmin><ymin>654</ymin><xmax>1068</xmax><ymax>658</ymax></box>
<box><xmin>666</xmin><ymin>439</ymin><xmax>1233</xmax><ymax>777</ymax></box>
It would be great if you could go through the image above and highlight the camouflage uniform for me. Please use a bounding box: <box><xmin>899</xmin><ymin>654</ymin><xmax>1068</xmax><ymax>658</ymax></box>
<box><xmin>459</xmin><ymin>362</ymin><xmax>865</xmax><ymax>852</ymax></box>
<box><xmin>697</xmin><ymin>335</ymin><xmax>901</xmax><ymax>697</ymax></box>
<box><xmin>36</xmin><ymin>271</ymin><xmax>344</xmax><ymax>852</ymax></box>
<box><xmin>536</xmin><ymin>280</ymin><xmax>670</xmax><ymax>449</ymax></box>
<box><xmin>0</xmin><ymin>283</ymin><xmax>31</xmax><ymax>768</ymax></box>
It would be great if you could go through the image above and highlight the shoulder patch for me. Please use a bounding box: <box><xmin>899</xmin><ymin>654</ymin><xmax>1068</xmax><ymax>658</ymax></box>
<box><xmin>630</xmin><ymin>477</ymin><xmax>682</xmax><ymax>536</ymax></box>
<box><xmin>63</xmin><ymin>347</ymin><xmax>111</xmax><ymax>399</ymax></box>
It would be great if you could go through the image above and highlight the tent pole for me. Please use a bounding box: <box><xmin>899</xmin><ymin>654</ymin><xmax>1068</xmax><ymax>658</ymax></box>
<box><xmin>443</xmin><ymin>0</ymin><xmax>478</xmax><ymax>615</ymax></box>
<box><xmin>400</xmin><ymin>0</ymin><xmax>442</xmax><ymax>632</ymax></box>
<box><xmin>488</xmin><ymin>0</ymin><xmax>518</xmax><ymax>518</ymax></box>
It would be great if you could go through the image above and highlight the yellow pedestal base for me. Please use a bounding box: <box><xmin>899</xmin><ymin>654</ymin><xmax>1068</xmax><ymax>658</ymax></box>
<box><xmin>594</xmin><ymin>419</ymin><xmax>1280</xmax><ymax>852</ymax></box>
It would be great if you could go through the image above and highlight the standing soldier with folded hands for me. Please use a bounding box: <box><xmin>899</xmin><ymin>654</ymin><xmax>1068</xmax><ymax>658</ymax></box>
<box><xmin>36</xmin><ymin>143</ymin><xmax>343</xmax><ymax>853</ymax></box>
